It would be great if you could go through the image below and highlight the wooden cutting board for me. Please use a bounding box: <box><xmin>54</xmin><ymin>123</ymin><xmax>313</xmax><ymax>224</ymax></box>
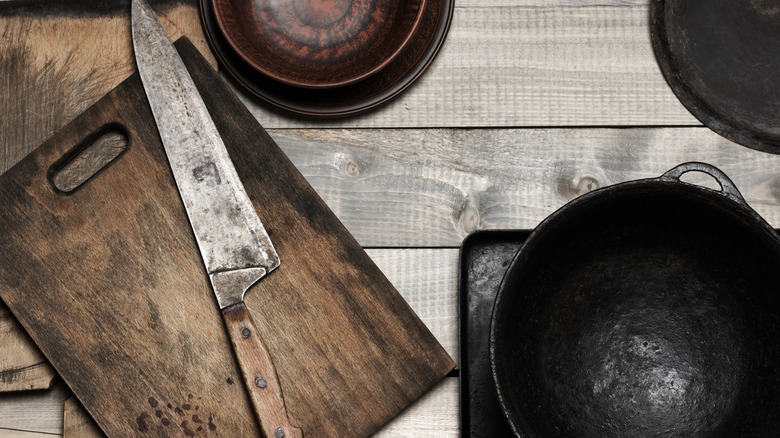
<box><xmin>0</xmin><ymin>38</ymin><xmax>454</xmax><ymax>437</ymax></box>
<box><xmin>0</xmin><ymin>0</ymin><xmax>215</xmax><ymax>393</ymax></box>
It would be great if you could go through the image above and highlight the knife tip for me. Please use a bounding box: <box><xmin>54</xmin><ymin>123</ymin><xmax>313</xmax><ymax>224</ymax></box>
<box><xmin>130</xmin><ymin>0</ymin><xmax>153</xmax><ymax>27</ymax></box>
<box><xmin>130</xmin><ymin>0</ymin><xmax>165</xmax><ymax>56</ymax></box>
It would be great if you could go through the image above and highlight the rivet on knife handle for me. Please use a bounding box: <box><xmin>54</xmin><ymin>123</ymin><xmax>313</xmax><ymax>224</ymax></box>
<box><xmin>130</xmin><ymin>0</ymin><xmax>302</xmax><ymax>436</ymax></box>
<box><xmin>223</xmin><ymin>302</ymin><xmax>303</xmax><ymax>438</ymax></box>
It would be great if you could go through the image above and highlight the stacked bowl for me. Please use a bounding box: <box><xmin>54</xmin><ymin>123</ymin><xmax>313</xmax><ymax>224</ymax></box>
<box><xmin>201</xmin><ymin>0</ymin><xmax>454</xmax><ymax>117</ymax></box>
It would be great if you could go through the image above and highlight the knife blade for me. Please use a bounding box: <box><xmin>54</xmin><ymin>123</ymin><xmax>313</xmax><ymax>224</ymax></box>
<box><xmin>131</xmin><ymin>1</ymin><xmax>302</xmax><ymax>436</ymax></box>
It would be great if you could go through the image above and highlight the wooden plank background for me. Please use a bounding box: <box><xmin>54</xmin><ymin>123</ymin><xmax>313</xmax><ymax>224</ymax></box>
<box><xmin>1</xmin><ymin>0</ymin><xmax>779</xmax><ymax>436</ymax></box>
<box><xmin>238</xmin><ymin>1</ymin><xmax>698</xmax><ymax>128</ymax></box>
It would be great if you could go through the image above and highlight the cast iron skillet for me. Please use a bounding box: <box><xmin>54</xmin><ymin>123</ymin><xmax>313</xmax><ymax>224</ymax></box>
<box><xmin>650</xmin><ymin>0</ymin><xmax>780</xmax><ymax>154</ymax></box>
<box><xmin>491</xmin><ymin>162</ymin><xmax>780</xmax><ymax>437</ymax></box>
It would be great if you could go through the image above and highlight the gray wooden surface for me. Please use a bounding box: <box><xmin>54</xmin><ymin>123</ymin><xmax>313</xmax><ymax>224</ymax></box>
<box><xmin>2</xmin><ymin>0</ymin><xmax>780</xmax><ymax>436</ymax></box>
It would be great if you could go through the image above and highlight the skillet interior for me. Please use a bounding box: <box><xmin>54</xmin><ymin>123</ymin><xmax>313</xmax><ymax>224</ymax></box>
<box><xmin>491</xmin><ymin>181</ymin><xmax>780</xmax><ymax>437</ymax></box>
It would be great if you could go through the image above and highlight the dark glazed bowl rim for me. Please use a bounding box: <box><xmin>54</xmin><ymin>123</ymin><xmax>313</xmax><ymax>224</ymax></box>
<box><xmin>198</xmin><ymin>0</ymin><xmax>454</xmax><ymax>118</ymax></box>
<box><xmin>212</xmin><ymin>0</ymin><xmax>428</xmax><ymax>89</ymax></box>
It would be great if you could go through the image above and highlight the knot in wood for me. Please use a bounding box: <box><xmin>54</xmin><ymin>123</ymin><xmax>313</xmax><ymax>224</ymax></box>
<box><xmin>576</xmin><ymin>176</ymin><xmax>600</xmax><ymax>194</ymax></box>
<box><xmin>557</xmin><ymin>175</ymin><xmax>601</xmax><ymax>199</ymax></box>
<box><xmin>345</xmin><ymin>161</ymin><xmax>360</xmax><ymax>177</ymax></box>
<box><xmin>457</xmin><ymin>203</ymin><xmax>481</xmax><ymax>235</ymax></box>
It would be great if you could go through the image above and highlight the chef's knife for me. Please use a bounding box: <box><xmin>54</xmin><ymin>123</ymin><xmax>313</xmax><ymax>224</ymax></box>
<box><xmin>130</xmin><ymin>1</ymin><xmax>302</xmax><ymax>436</ymax></box>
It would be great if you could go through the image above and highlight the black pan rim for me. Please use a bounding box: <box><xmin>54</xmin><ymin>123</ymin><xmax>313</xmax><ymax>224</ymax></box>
<box><xmin>649</xmin><ymin>0</ymin><xmax>780</xmax><ymax>154</ymax></box>
<box><xmin>488</xmin><ymin>163</ymin><xmax>780</xmax><ymax>437</ymax></box>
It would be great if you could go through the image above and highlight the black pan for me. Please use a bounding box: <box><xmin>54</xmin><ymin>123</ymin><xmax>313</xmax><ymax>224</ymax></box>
<box><xmin>650</xmin><ymin>0</ymin><xmax>780</xmax><ymax>153</ymax></box>
<box><xmin>490</xmin><ymin>162</ymin><xmax>780</xmax><ymax>437</ymax></box>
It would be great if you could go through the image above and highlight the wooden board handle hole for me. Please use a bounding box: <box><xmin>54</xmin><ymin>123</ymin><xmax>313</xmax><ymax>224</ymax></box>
<box><xmin>49</xmin><ymin>125</ymin><xmax>128</xmax><ymax>193</ymax></box>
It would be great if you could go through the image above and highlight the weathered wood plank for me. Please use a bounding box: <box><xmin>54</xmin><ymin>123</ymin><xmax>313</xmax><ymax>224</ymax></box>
<box><xmin>367</xmin><ymin>249</ymin><xmax>459</xmax><ymax>363</ymax></box>
<box><xmin>1</xmin><ymin>4</ymin><xmax>697</xmax><ymax>137</ymax></box>
<box><xmin>1</xmin><ymin>248</ymin><xmax>461</xmax><ymax>437</ymax></box>
<box><xmin>0</xmin><ymin>304</ymin><xmax>55</xmax><ymax>392</ymax></box>
<box><xmin>455</xmin><ymin>0</ymin><xmax>647</xmax><ymax>6</ymax></box>
<box><xmin>270</xmin><ymin>127</ymin><xmax>780</xmax><ymax>246</ymax></box>
<box><xmin>238</xmin><ymin>5</ymin><xmax>696</xmax><ymax>128</ymax></box>
<box><xmin>0</xmin><ymin>244</ymin><xmax>459</xmax><ymax>407</ymax></box>
<box><xmin>2</xmin><ymin>126</ymin><xmax>778</xmax><ymax>394</ymax></box>
<box><xmin>374</xmin><ymin>378</ymin><xmax>459</xmax><ymax>437</ymax></box>
<box><xmin>2</xmin><ymin>378</ymin><xmax>461</xmax><ymax>438</ymax></box>
<box><xmin>0</xmin><ymin>41</ymin><xmax>453</xmax><ymax>437</ymax></box>
<box><xmin>0</xmin><ymin>0</ymin><xmax>215</xmax><ymax>173</ymax></box>
<box><xmin>57</xmin><ymin>377</ymin><xmax>461</xmax><ymax>438</ymax></box>
<box><xmin>0</xmin><ymin>251</ymin><xmax>459</xmax><ymax>396</ymax></box>
<box><xmin>0</xmin><ymin>252</ymin><xmax>461</xmax><ymax>436</ymax></box>
<box><xmin>63</xmin><ymin>398</ymin><xmax>101</xmax><ymax>438</ymax></box>
<box><xmin>0</xmin><ymin>2</ymin><xmax>218</xmax><ymax>396</ymax></box>
<box><xmin>0</xmin><ymin>428</ymin><xmax>59</xmax><ymax>438</ymax></box>
<box><xmin>0</xmin><ymin>381</ymin><xmax>70</xmax><ymax>435</ymax></box>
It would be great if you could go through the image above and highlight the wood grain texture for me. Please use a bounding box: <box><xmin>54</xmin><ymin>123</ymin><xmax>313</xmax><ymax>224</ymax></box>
<box><xmin>0</xmin><ymin>429</ymin><xmax>60</xmax><ymax>438</ymax></box>
<box><xmin>0</xmin><ymin>380</ymin><xmax>70</xmax><ymax>435</ymax></box>
<box><xmin>4</xmin><ymin>124</ymin><xmax>779</xmax><ymax>395</ymax></box>
<box><xmin>60</xmin><ymin>377</ymin><xmax>462</xmax><ymax>438</ymax></box>
<box><xmin>63</xmin><ymin>397</ymin><xmax>101</xmax><ymax>438</ymax></box>
<box><xmin>373</xmin><ymin>377</ymin><xmax>458</xmax><ymax>437</ymax></box>
<box><xmin>3</xmin><ymin>125</ymin><xmax>779</xmax><ymax>395</ymax></box>
<box><xmin>0</xmin><ymin>1</ymin><xmax>215</xmax><ymax>394</ymax></box>
<box><xmin>455</xmin><ymin>1</ymin><xmax>646</xmax><ymax>5</ymax></box>
<box><xmin>58</xmin><ymin>247</ymin><xmax>461</xmax><ymax>438</ymax></box>
<box><xmin>0</xmin><ymin>305</ymin><xmax>55</xmax><ymax>392</ymax></box>
<box><xmin>0</xmin><ymin>38</ymin><xmax>453</xmax><ymax>437</ymax></box>
<box><xmin>0</xmin><ymin>429</ymin><xmax>58</xmax><ymax>438</ymax></box>
<box><xmin>222</xmin><ymin>303</ymin><xmax>302</xmax><ymax>438</ymax></box>
<box><xmin>366</xmin><ymin>249</ymin><xmax>459</xmax><ymax>363</ymax></box>
<box><xmin>235</xmin><ymin>4</ymin><xmax>698</xmax><ymax>128</ymax></box>
<box><xmin>268</xmin><ymin>127</ymin><xmax>780</xmax><ymax>246</ymax></box>
<box><xmin>0</xmin><ymin>0</ymin><xmax>214</xmax><ymax>397</ymax></box>
<box><xmin>1</xmin><ymin>65</ymin><xmax>261</xmax><ymax>438</ymax></box>
<box><xmin>0</xmin><ymin>0</ymin><xmax>215</xmax><ymax>173</ymax></box>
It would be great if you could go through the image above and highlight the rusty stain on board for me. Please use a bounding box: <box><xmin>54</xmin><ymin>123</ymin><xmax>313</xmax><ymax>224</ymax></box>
<box><xmin>181</xmin><ymin>420</ymin><xmax>196</xmax><ymax>437</ymax></box>
<box><xmin>138</xmin><ymin>394</ymin><xmax>211</xmax><ymax>433</ymax></box>
<box><xmin>137</xmin><ymin>412</ymin><xmax>150</xmax><ymax>433</ymax></box>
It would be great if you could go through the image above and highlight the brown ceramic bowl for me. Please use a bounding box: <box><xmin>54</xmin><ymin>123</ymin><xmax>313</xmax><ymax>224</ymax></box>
<box><xmin>212</xmin><ymin>0</ymin><xmax>427</xmax><ymax>89</ymax></box>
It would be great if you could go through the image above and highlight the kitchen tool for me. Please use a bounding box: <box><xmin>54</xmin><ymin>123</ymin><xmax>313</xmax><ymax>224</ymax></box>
<box><xmin>459</xmin><ymin>230</ymin><xmax>529</xmax><ymax>438</ymax></box>
<box><xmin>651</xmin><ymin>0</ymin><xmax>780</xmax><ymax>153</ymax></box>
<box><xmin>461</xmin><ymin>226</ymin><xmax>780</xmax><ymax>437</ymax></box>
<box><xmin>491</xmin><ymin>162</ymin><xmax>780</xmax><ymax>437</ymax></box>
<box><xmin>199</xmin><ymin>0</ymin><xmax>453</xmax><ymax>117</ymax></box>
<box><xmin>0</xmin><ymin>37</ymin><xmax>454</xmax><ymax>437</ymax></box>
<box><xmin>212</xmin><ymin>0</ymin><xmax>426</xmax><ymax>89</ymax></box>
<box><xmin>131</xmin><ymin>0</ymin><xmax>298</xmax><ymax>436</ymax></box>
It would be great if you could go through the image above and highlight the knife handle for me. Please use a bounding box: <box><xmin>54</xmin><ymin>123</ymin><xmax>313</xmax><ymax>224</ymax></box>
<box><xmin>222</xmin><ymin>302</ymin><xmax>303</xmax><ymax>438</ymax></box>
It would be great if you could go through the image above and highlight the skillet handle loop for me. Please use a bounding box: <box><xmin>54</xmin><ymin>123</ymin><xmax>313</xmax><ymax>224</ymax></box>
<box><xmin>661</xmin><ymin>162</ymin><xmax>746</xmax><ymax>204</ymax></box>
